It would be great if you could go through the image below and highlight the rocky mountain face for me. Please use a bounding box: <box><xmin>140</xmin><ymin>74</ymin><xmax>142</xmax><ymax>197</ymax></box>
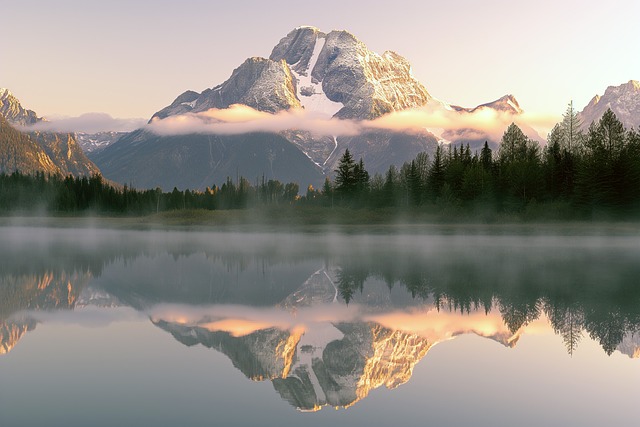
<box><xmin>0</xmin><ymin>88</ymin><xmax>41</xmax><ymax>126</ymax></box>
<box><xmin>151</xmin><ymin>57</ymin><xmax>300</xmax><ymax>121</ymax></box>
<box><xmin>578</xmin><ymin>80</ymin><xmax>640</xmax><ymax>130</ymax></box>
<box><xmin>0</xmin><ymin>319</ymin><xmax>36</xmax><ymax>355</ymax></box>
<box><xmin>0</xmin><ymin>90</ymin><xmax>100</xmax><ymax>176</ymax></box>
<box><xmin>32</xmin><ymin>131</ymin><xmax>101</xmax><ymax>176</ymax></box>
<box><xmin>270</xmin><ymin>27</ymin><xmax>432</xmax><ymax>119</ymax></box>
<box><xmin>0</xmin><ymin>115</ymin><xmax>60</xmax><ymax>174</ymax></box>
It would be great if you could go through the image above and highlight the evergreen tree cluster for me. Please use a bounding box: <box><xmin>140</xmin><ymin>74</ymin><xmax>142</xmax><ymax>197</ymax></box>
<box><xmin>0</xmin><ymin>172</ymin><xmax>299</xmax><ymax>214</ymax></box>
<box><xmin>309</xmin><ymin>107</ymin><xmax>640</xmax><ymax>218</ymax></box>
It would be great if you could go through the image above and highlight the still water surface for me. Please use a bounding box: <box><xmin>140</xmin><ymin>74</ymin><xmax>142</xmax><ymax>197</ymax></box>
<box><xmin>0</xmin><ymin>226</ymin><xmax>639</xmax><ymax>426</ymax></box>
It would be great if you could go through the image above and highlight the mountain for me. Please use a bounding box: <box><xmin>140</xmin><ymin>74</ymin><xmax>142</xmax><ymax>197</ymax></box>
<box><xmin>92</xmin><ymin>27</ymin><xmax>442</xmax><ymax>190</ymax></box>
<box><xmin>0</xmin><ymin>88</ymin><xmax>41</xmax><ymax>126</ymax></box>
<box><xmin>578</xmin><ymin>80</ymin><xmax>640</xmax><ymax>130</ymax></box>
<box><xmin>93</xmin><ymin>26</ymin><xmax>537</xmax><ymax>190</ymax></box>
<box><xmin>0</xmin><ymin>89</ymin><xmax>101</xmax><ymax>176</ymax></box>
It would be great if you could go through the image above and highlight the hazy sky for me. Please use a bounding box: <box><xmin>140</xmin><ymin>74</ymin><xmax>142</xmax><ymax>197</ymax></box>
<box><xmin>2</xmin><ymin>0</ymin><xmax>639</xmax><ymax>131</ymax></box>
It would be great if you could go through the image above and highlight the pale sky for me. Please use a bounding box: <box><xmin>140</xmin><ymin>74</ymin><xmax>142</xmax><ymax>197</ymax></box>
<box><xmin>2</xmin><ymin>0</ymin><xmax>639</xmax><ymax>131</ymax></box>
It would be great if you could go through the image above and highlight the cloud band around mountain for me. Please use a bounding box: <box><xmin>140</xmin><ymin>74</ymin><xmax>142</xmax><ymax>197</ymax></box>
<box><xmin>146</xmin><ymin>104</ymin><xmax>556</xmax><ymax>141</ymax></box>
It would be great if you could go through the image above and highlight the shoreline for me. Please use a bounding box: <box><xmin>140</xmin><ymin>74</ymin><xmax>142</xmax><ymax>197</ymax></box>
<box><xmin>2</xmin><ymin>208</ymin><xmax>640</xmax><ymax>235</ymax></box>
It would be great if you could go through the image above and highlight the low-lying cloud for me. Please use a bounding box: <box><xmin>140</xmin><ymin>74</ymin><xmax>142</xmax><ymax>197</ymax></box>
<box><xmin>18</xmin><ymin>104</ymin><xmax>558</xmax><ymax>141</ymax></box>
<box><xmin>148</xmin><ymin>104</ymin><xmax>362</xmax><ymax>137</ymax></box>
<box><xmin>146</xmin><ymin>103</ymin><xmax>558</xmax><ymax>141</ymax></box>
<box><xmin>23</xmin><ymin>112</ymin><xmax>147</xmax><ymax>134</ymax></box>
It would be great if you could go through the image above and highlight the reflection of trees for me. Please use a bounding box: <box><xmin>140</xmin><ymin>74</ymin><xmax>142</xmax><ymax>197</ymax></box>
<box><xmin>583</xmin><ymin>308</ymin><xmax>629</xmax><ymax>356</ymax></box>
<box><xmin>544</xmin><ymin>300</ymin><xmax>584</xmax><ymax>356</ymax></box>
<box><xmin>336</xmin><ymin>268</ymin><xmax>368</xmax><ymax>304</ymax></box>
<box><xmin>335</xmin><ymin>248</ymin><xmax>640</xmax><ymax>356</ymax></box>
<box><xmin>498</xmin><ymin>297</ymin><xmax>542</xmax><ymax>334</ymax></box>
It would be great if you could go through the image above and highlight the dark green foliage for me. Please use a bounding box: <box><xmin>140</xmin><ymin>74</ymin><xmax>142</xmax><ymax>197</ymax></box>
<box><xmin>0</xmin><ymin>171</ymin><xmax>301</xmax><ymax>215</ymax></box>
<box><xmin>334</xmin><ymin>149</ymin><xmax>357</xmax><ymax>198</ymax></box>
<box><xmin>574</xmin><ymin>109</ymin><xmax>640</xmax><ymax>216</ymax></box>
<box><xmin>333</xmin><ymin>150</ymin><xmax>371</xmax><ymax>205</ymax></box>
<box><xmin>497</xmin><ymin>123</ymin><xmax>542</xmax><ymax>209</ymax></box>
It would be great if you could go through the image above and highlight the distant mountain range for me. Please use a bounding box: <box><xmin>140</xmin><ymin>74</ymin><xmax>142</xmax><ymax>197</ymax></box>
<box><xmin>1</xmin><ymin>28</ymin><xmax>639</xmax><ymax>190</ymax></box>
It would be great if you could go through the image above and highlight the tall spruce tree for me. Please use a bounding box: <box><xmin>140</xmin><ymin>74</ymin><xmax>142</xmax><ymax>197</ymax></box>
<box><xmin>334</xmin><ymin>149</ymin><xmax>357</xmax><ymax>198</ymax></box>
<box><xmin>560</xmin><ymin>101</ymin><xmax>584</xmax><ymax>154</ymax></box>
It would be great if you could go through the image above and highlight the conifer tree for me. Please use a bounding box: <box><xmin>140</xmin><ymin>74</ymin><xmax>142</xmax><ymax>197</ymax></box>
<box><xmin>334</xmin><ymin>149</ymin><xmax>357</xmax><ymax>198</ymax></box>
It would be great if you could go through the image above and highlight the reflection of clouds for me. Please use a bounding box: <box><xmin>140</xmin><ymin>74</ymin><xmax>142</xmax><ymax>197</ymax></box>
<box><xmin>148</xmin><ymin>105</ymin><xmax>360</xmax><ymax>137</ymax></box>
<box><xmin>367</xmin><ymin>309</ymin><xmax>552</xmax><ymax>348</ymax></box>
<box><xmin>146</xmin><ymin>303</ymin><xmax>552</xmax><ymax>348</ymax></box>
<box><xmin>148</xmin><ymin>303</ymin><xmax>360</xmax><ymax>337</ymax></box>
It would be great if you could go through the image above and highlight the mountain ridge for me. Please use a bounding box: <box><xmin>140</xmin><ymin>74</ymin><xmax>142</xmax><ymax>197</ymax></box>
<box><xmin>578</xmin><ymin>80</ymin><xmax>640</xmax><ymax>130</ymax></box>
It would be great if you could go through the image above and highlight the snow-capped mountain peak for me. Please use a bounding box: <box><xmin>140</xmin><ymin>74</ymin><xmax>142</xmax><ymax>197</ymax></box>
<box><xmin>270</xmin><ymin>27</ymin><xmax>432</xmax><ymax>119</ymax></box>
<box><xmin>578</xmin><ymin>79</ymin><xmax>640</xmax><ymax>129</ymax></box>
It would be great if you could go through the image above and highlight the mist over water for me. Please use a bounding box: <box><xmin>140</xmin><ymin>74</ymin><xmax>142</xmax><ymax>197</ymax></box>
<box><xmin>0</xmin><ymin>225</ymin><xmax>639</xmax><ymax>426</ymax></box>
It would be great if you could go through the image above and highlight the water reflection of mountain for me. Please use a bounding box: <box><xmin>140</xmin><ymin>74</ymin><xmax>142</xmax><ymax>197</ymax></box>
<box><xmin>0</xmin><ymin>269</ymin><xmax>91</xmax><ymax>354</ymax></box>
<box><xmin>1</xmin><ymin>229</ymin><xmax>640</xmax><ymax>409</ymax></box>
<box><xmin>155</xmin><ymin>319</ymin><xmax>434</xmax><ymax>411</ymax></box>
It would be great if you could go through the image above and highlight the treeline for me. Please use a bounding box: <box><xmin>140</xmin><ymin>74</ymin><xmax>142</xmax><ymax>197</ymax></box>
<box><xmin>308</xmin><ymin>106</ymin><xmax>640</xmax><ymax>219</ymax></box>
<box><xmin>0</xmin><ymin>173</ymin><xmax>299</xmax><ymax>214</ymax></box>
<box><xmin>1</xmin><ymin>106</ymin><xmax>639</xmax><ymax>219</ymax></box>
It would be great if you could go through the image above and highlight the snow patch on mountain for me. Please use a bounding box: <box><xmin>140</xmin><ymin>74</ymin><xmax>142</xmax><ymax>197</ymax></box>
<box><xmin>290</xmin><ymin>322</ymin><xmax>345</xmax><ymax>406</ymax></box>
<box><xmin>76</xmin><ymin>131</ymin><xmax>125</xmax><ymax>154</ymax></box>
<box><xmin>290</xmin><ymin>36</ymin><xmax>344</xmax><ymax>116</ymax></box>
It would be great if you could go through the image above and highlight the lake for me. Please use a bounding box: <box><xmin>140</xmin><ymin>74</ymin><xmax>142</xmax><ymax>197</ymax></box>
<box><xmin>1</xmin><ymin>225</ymin><xmax>639</xmax><ymax>426</ymax></box>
